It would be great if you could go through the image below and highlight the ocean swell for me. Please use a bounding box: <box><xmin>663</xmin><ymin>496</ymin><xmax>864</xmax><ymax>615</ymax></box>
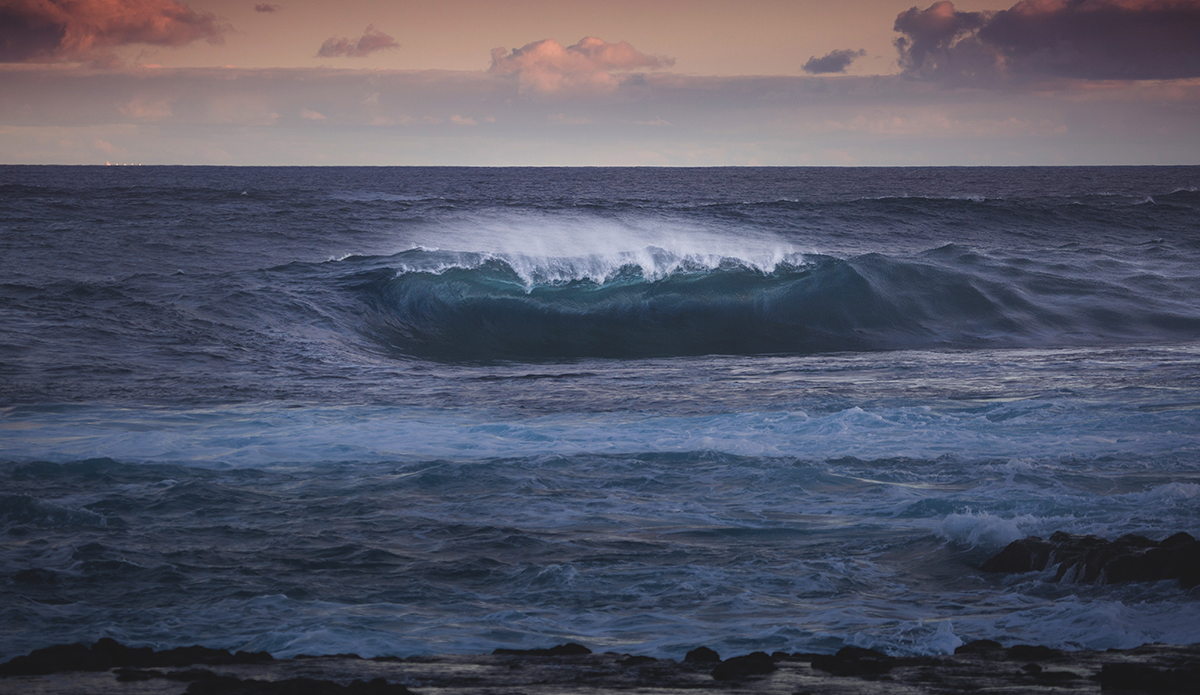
<box><xmin>348</xmin><ymin>246</ymin><xmax>1200</xmax><ymax>361</ymax></box>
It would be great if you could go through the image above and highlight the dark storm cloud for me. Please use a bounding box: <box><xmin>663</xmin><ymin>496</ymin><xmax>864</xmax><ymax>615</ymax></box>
<box><xmin>894</xmin><ymin>0</ymin><xmax>1200</xmax><ymax>81</ymax></box>
<box><xmin>802</xmin><ymin>48</ymin><xmax>867</xmax><ymax>74</ymax></box>
<box><xmin>316</xmin><ymin>25</ymin><xmax>399</xmax><ymax>58</ymax></box>
<box><xmin>893</xmin><ymin>1</ymin><xmax>990</xmax><ymax>77</ymax></box>
<box><xmin>0</xmin><ymin>0</ymin><xmax>226</xmax><ymax>63</ymax></box>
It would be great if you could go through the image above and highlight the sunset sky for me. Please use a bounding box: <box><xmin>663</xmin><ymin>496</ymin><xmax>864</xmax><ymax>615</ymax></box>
<box><xmin>2</xmin><ymin>0</ymin><xmax>1199</xmax><ymax>165</ymax></box>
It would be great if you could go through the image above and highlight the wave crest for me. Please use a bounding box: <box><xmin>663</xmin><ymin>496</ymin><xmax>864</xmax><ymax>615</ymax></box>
<box><xmin>338</xmin><ymin>245</ymin><xmax>1200</xmax><ymax>361</ymax></box>
<box><xmin>383</xmin><ymin>246</ymin><xmax>805</xmax><ymax>288</ymax></box>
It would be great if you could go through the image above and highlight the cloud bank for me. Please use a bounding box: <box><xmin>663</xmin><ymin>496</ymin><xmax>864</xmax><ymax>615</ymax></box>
<box><xmin>803</xmin><ymin>48</ymin><xmax>867</xmax><ymax>74</ymax></box>
<box><xmin>0</xmin><ymin>0</ymin><xmax>226</xmax><ymax>63</ymax></box>
<box><xmin>3</xmin><ymin>65</ymin><xmax>1198</xmax><ymax>165</ymax></box>
<box><xmin>895</xmin><ymin>0</ymin><xmax>1200</xmax><ymax>81</ymax></box>
<box><xmin>316</xmin><ymin>25</ymin><xmax>398</xmax><ymax>58</ymax></box>
<box><xmin>489</xmin><ymin>36</ymin><xmax>673</xmax><ymax>94</ymax></box>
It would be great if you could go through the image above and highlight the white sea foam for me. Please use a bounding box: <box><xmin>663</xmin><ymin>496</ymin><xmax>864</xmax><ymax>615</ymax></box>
<box><xmin>1127</xmin><ymin>482</ymin><xmax>1200</xmax><ymax>501</ymax></box>
<box><xmin>3</xmin><ymin>409</ymin><xmax>1197</xmax><ymax>661</ymax></box>
<box><xmin>391</xmin><ymin>209</ymin><xmax>807</xmax><ymax>287</ymax></box>
<box><xmin>937</xmin><ymin>512</ymin><xmax>1033</xmax><ymax>549</ymax></box>
<box><xmin>848</xmin><ymin>619</ymin><xmax>964</xmax><ymax>656</ymax></box>
<box><xmin>965</xmin><ymin>596</ymin><xmax>1200</xmax><ymax>651</ymax></box>
<box><xmin>3</xmin><ymin>398</ymin><xmax>1198</xmax><ymax>469</ymax></box>
<box><xmin>391</xmin><ymin>247</ymin><xmax>806</xmax><ymax>288</ymax></box>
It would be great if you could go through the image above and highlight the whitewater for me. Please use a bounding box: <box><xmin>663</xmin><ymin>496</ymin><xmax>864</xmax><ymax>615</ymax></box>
<box><xmin>1</xmin><ymin>165</ymin><xmax>1198</xmax><ymax>662</ymax></box>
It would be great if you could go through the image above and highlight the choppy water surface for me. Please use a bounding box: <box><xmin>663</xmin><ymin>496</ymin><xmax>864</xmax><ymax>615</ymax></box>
<box><xmin>2</xmin><ymin>166</ymin><xmax>1199</xmax><ymax>661</ymax></box>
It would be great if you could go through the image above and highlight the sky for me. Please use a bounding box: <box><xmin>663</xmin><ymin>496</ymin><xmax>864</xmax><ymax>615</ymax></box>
<box><xmin>1</xmin><ymin>0</ymin><xmax>1198</xmax><ymax>165</ymax></box>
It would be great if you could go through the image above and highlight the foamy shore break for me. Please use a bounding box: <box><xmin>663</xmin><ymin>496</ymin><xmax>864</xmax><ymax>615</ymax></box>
<box><xmin>2</xmin><ymin>638</ymin><xmax>1199</xmax><ymax>694</ymax></box>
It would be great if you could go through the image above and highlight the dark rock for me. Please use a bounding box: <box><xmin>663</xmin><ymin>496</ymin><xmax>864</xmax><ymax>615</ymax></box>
<box><xmin>1162</xmin><ymin>532</ymin><xmax>1195</xmax><ymax>548</ymax></box>
<box><xmin>1037</xmin><ymin>670</ymin><xmax>1080</xmax><ymax>682</ymax></box>
<box><xmin>980</xmin><ymin>536</ymin><xmax>1053</xmax><ymax>573</ymax></box>
<box><xmin>1101</xmin><ymin>663</ymin><xmax>1200</xmax><ymax>692</ymax></box>
<box><xmin>492</xmin><ymin>643</ymin><xmax>591</xmax><ymax>657</ymax></box>
<box><xmin>711</xmin><ymin>651</ymin><xmax>776</xmax><ymax>681</ymax></box>
<box><xmin>114</xmin><ymin>668</ymin><xmax>164</xmax><ymax>681</ymax></box>
<box><xmin>4</xmin><ymin>638</ymin><xmax>1200</xmax><ymax>694</ymax></box>
<box><xmin>0</xmin><ymin>639</ymin><xmax>274</xmax><ymax>676</ymax></box>
<box><xmin>158</xmin><ymin>645</ymin><xmax>273</xmax><ymax>667</ymax></box>
<box><xmin>684</xmin><ymin>646</ymin><xmax>721</xmax><ymax>664</ymax></box>
<box><xmin>1115</xmin><ymin>534</ymin><xmax>1157</xmax><ymax>548</ymax></box>
<box><xmin>980</xmin><ymin>532</ymin><xmax>1200</xmax><ymax>588</ymax></box>
<box><xmin>1007</xmin><ymin>645</ymin><xmax>1060</xmax><ymax>661</ymax></box>
<box><xmin>97</xmin><ymin>666</ymin><xmax>414</xmax><ymax>695</ymax></box>
<box><xmin>541</xmin><ymin>643</ymin><xmax>591</xmax><ymax>656</ymax></box>
<box><xmin>185</xmin><ymin>675</ymin><xmax>258</xmax><ymax>694</ymax></box>
<box><xmin>93</xmin><ymin>638</ymin><xmax>157</xmax><ymax>667</ymax></box>
<box><xmin>810</xmin><ymin>647</ymin><xmax>895</xmax><ymax>677</ymax></box>
<box><xmin>0</xmin><ymin>643</ymin><xmax>92</xmax><ymax>676</ymax></box>
<box><xmin>346</xmin><ymin>680</ymin><xmax>414</xmax><ymax>695</ymax></box>
<box><xmin>166</xmin><ymin>669</ymin><xmax>220</xmax><ymax>682</ymax></box>
<box><xmin>954</xmin><ymin>639</ymin><xmax>1003</xmax><ymax>655</ymax></box>
<box><xmin>185</xmin><ymin>674</ymin><xmax>414</xmax><ymax>695</ymax></box>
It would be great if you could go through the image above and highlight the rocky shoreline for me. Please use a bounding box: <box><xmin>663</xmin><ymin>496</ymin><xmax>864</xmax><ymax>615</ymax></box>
<box><xmin>5</xmin><ymin>534</ymin><xmax>1198</xmax><ymax>693</ymax></box>
<box><xmin>3</xmin><ymin>638</ymin><xmax>1199</xmax><ymax>693</ymax></box>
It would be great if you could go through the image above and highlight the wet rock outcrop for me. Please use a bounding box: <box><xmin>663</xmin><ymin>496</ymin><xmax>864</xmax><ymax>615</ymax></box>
<box><xmin>5</xmin><ymin>638</ymin><xmax>1200</xmax><ymax>693</ymax></box>
<box><xmin>710</xmin><ymin>651</ymin><xmax>776</xmax><ymax>681</ymax></box>
<box><xmin>0</xmin><ymin>638</ymin><xmax>272</xmax><ymax>677</ymax></box>
<box><xmin>683</xmin><ymin>646</ymin><xmax>721</xmax><ymax>664</ymax></box>
<box><xmin>810</xmin><ymin>646</ymin><xmax>897</xmax><ymax>677</ymax></box>
<box><xmin>981</xmin><ymin>531</ymin><xmax>1200</xmax><ymax>587</ymax></box>
<box><xmin>1101</xmin><ymin>662</ymin><xmax>1200</xmax><ymax>693</ymax></box>
<box><xmin>492</xmin><ymin>643</ymin><xmax>591</xmax><ymax>657</ymax></box>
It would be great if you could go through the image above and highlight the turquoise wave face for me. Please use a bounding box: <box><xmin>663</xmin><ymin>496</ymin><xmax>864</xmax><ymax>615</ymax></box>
<box><xmin>346</xmin><ymin>246</ymin><xmax>1200</xmax><ymax>361</ymax></box>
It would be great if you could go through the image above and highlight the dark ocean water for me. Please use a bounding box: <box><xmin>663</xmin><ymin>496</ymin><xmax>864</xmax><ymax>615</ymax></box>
<box><xmin>2</xmin><ymin>166</ymin><xmax>1199</xmax><ymax>661</ymax></box>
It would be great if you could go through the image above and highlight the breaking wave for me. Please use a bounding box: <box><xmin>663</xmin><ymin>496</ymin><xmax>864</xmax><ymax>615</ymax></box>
<box><xmin>345</xmin><ymin>246</ymin><xmax>1200</xmax><ymax>361</ymax></box>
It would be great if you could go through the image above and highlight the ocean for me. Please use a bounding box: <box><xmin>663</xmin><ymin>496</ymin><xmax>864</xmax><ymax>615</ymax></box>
<box><xmin>1</xmin><ymin>165</ymin><xmax>1198</xmax><ymax>663</ymax></box>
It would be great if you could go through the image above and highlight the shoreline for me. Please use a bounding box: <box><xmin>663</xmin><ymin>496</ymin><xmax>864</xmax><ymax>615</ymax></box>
<box><xmin>3</xmin><ymin>638</ymin><xmax>1200</xmax><ymax>693</ymax></box>
<box><xmin>5</xmin><ymin>531</ymin><xmax>1199</xmax><ymax>692</ymax></box>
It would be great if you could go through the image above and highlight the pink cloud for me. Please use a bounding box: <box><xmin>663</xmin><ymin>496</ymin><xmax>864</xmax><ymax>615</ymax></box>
<box><xmin>895</xmin><ymin>0</ymin><xmax>1200</xmax><ymax>81</ymax></box>
<box><xmin>316</xmin><ymin>25</ymin><xmax>398</xmax><ymax>58</ymax></box>
<box><xmin>254</xmin><ymin>3</ymin><xmax>278</xmax><ymax>11</ymax></box>
<box><xmin>0</xmin><ymin>0</ymin><xmax>227</xmax><ymax>64</ymax></box>
<box><xmin>489</xmin><ymin>36</ymin><xmax>673</xmax><ymax>94</ymax></box>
